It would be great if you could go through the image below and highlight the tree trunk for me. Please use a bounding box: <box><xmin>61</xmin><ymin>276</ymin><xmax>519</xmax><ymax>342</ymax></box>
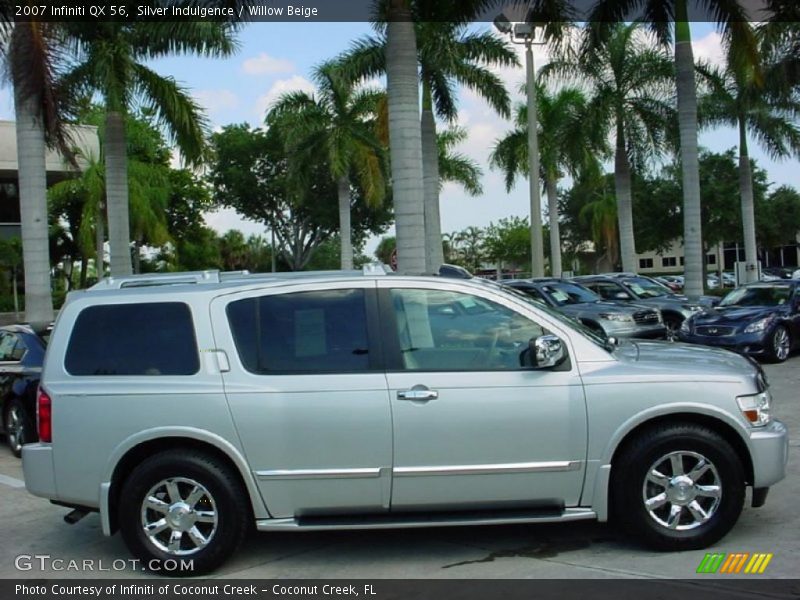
<box><xmin>132</xmin><ymin>240</ymin><xmax>141</xmax><ymax>274</ymax></box>
<box><xmin>421</xmin><ymin>83</ymin><xmax>443</xmax><ymax>273</ymax></box>
<box><xmin>79</xmin><ymin>254</ymin><xmax>88</xmax><ymax>289</ymax></box>
<box><xmin>526</xmin><ymin>41</ymin><xmax>545</xmax><ymax>277</ymax></box>
<box><xmin>545</xmin><ymin>174</ymin><xmax>562</xmax><ymax>277</ymax></box>
<box><xmin>12</xmin><ymin>268</ymin><xmax>20</xmax><ymax>318</ymax></box>
<box><xmin>615</xmin><ymin>120</ymin><xmax>636</xmax><ymax>273</ymax></box>
<box><xmin>95</xmin><ymin>200</ymin><xmax>105</xmax><ymax>279</ymax></box>
<box><xmin>386</xmin><ymin>0</ymin><xmax>426</xmax><ymax>275</ymax></box>
<box><xmin>14</xmin><ymin>88</ymin><xmax>54</xmax><ymax>325</ymax></box>
<box><xmin>738</xmin><ymin>118</ymin><xmax>759</xmax><ymax>283</ymax></box>
<box><xmin>675</xmin><ymin>6</ymin><xmax>704</xmax><ymax>299</ymax></box>
<box><xmin>338</xmin><ymin>177</ymin><xmax>353</xmax><ymax>270</ymax></box>
<box><xmin>105</xmin><ymin>111</ymin><xmax>133</xmax><ymax>276</ymax></box>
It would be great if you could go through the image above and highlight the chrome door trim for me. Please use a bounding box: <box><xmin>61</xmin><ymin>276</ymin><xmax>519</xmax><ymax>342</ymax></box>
<box><xmin>256</xmin><ymin>467</ymin><xmax>382</xmax><ymax>480</ymax></box>
<box><xmin>393</xmin><ymin>460</ymin><xmax>582</xmax><ymax>477</ymax></box>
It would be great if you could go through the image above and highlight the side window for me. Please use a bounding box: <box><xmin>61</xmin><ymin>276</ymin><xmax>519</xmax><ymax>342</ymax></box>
<box><xmin>227</xmin><ymin>288</ymin><xmax>370</xmax><ymax>374</ymax></box>
<box><xmin>0</xmin><ymin>332</ymin><xmax>19</xmax><ymax>362</ymax></box>
<box><xmin>65</xmin><ymin>303</ymin><xmax>199</xmax><ymax>376</ymax></box>
<box><xmin>519</xmin><ymin>287</ymin><xmax>547</xmax><ymax>304</ymax></box>
<box><xmin>390</xmin><ymin>289</ymin><xmax>547</xmax><ymax>371</ymax></box>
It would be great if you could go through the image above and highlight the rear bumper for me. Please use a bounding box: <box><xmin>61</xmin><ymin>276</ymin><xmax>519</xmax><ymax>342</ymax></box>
<box><xmin>22</xmin><ymin>443</ymin><xmax>57</xmax><ymax>500</ymax></box>
<box><xmin>749</xmin><ymin>419</ymin><xmax>789</xmax><ymax>489</ymax></box>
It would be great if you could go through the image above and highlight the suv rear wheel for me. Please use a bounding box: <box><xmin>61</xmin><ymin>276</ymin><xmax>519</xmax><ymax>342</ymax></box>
<box><xmin>118</xmin><ymin>450</ymin><xmax>250</xmax><ymax>575</ymax></box>
<box><xmin>612</xmin><ymin>423</ymin><xmax>745</xmax><ymax>550</ymax></box>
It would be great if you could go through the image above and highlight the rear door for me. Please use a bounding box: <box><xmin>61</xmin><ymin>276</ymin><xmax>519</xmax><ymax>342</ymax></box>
<box><xmin>211</xmin><ymin>281</ymin><xmax>393</xmax><ymax>519</ymax></box>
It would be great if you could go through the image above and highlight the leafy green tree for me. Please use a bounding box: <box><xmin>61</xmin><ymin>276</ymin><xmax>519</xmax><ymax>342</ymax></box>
<box><xmin>208</xmin><ymin>124</ymin><xmax>392</xmax><ymax>270</ymax></box>
<box><xmin>268</xmin><ymin>62</ymin><xmax>387</xmax><ymax>270</ymax></box>
<box><xmin>483</xmin><ymin>217</ymin><xmax>531</xmax><ymax>274</ymax></box>
<box><xmin>437</xmin><ymin>127</ymin><xmax>483</xmax><ymax>196</ymax></box>
<box><xmin>340</xmin><ymin>18</ymin><xmax>516</xmax><ymax>271</ymax></box>
<box><xmin>757</xmin><ymin>186</ymin><xmax>800</xmax><ymax>249</ymax></box>
<box><xmin>544</xmin><ymin>22</ymin><xmax>674</xmax><ymax>274</ymax></box>
<box><xmin>63</xmin><ymin>21</ymin><xmax>236</xmax><ymax>275</ymax></box>
<box><xmin>588</xmin><ymin>0</ymin><xmax>756</xmax><ymax>298</ymax></box>
<box><xmin>374</xmin><ymin>236</ymin><xmax>396</xmax><ymax>266</ymax></box>
<box><xmin>698</xmin><ymin>27</ymin><xmax>800</xmax><ymax>282</ymax></box>
<box><xmin>0</xmin><ymin>237</ymin><xmax>23</xmax><ymax>315</ymax></box>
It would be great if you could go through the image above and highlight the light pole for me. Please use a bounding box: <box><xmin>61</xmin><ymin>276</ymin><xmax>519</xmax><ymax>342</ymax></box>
<box><xmin>494</xmin><ymin>15</ymin><xmax>545</xmax><ymax>277</ymax></box>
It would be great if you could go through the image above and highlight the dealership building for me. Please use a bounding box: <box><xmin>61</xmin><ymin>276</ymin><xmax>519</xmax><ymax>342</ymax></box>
<box><xmin>0</xmin><ymin>120</ymin><xmax>99</xmax><ymax>240</ymax></box>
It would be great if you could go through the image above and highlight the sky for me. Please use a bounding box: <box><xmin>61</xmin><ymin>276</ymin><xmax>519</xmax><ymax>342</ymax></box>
<box><xmin>1</xmin><ymin>21</ymin><xmax>797</xmax><ymax>257</ymax></box>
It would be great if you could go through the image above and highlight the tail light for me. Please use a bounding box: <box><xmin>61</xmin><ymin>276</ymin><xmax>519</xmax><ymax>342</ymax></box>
<box><xmin>37</xmin><ymin>387</ymin><xmax>52</xmax><ymax>443</ymax></box>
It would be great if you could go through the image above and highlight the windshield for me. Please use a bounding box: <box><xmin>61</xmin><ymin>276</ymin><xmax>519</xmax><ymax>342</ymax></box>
<box><xmin>622</xmin><ymin>276</ymin><xmax>673</xmax><ymax>298</ymax></box>
<box><xmin>499</xmin><ymin>285</ymin><xmax>609</xmax><ymax>348</ymax></box>
<box><xmin>719</xmin><ymin>285</ymin><xmax>793</xmax><ymax>307</ymax></box>
<box><xmin>540</xmin><ymin>282</ymin><xmax>600</xmax><ymax>306</ymax></box>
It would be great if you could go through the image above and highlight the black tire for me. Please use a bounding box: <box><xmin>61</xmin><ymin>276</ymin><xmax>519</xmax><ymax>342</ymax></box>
<box><xmin>765</xmin><ymin>325</ymin><xmax>791</xmax><ymax>363</ymax></box>
<box><xmin>118</xmin><ymin>450</ymin><xmax>250</xmax><ymax>575</ymax></box>
<box><xmin>662</xmin><ymin>314</ymin><xmax>683</xmax><ymax>342</ymax></box>
<box><xmin>612</xmin><ymin>423</ymin><xmax>745</xmax><ymax>551</ymax></box>
<box><xmin>4</xmin><ymin>399</ymin><xmax>35</xmax><ymax>458</ymax></box>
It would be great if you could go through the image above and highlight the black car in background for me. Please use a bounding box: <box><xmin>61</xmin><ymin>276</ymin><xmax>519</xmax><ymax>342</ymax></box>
<box><xmin>678</xmin><ymin>281</ymin><xmax>800</xmax><ymax>362</ymax></box>
<box><xmin>0</xmin><ymin>325</ymin><xmax>46</xmax><ymax>457</ymax></box>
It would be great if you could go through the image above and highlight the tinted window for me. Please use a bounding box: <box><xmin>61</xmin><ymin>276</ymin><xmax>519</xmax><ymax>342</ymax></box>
<box><xmin>540</xmin><ymin>282</ymin><xmax>599</xmax><ymax>306</ymax></box>
<box><xmin>0</xmin><ymin>332</ymin><xmax>22</xmax><ymax>362</ymax></box>
<box><xmin>65</xmin><ymin>303</ymin><xmax>199</xmax><ymax>376</ymax></box>
<box><xmin>391</xmin><ymin>289</ymin><xmax>547</xmax><ymax>371</ymax></box>
<box><xmin>227</xmin><ymin>289</ymin><xmax>370</xmax><ymax>374</ymax></box>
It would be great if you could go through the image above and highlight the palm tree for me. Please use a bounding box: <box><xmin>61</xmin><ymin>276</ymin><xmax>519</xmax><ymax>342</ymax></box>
<box><xmin>588</xmin><ymin>0</ymin><xmax>755</xmax><ymax>298</ymax></box>
<box><xmin>340</xmin><ymin>22</ymin><xmax>516</xmax><ymax>272</ymax></box>
<box><xmin>268</xmin><ymin>62</ymin><xmax>387</xmax><ymax>270</ymax></box>
<box><xmin>2</xmin><ymin>21</ymin><xmax>76</xmax><ymax>324</ymax></box>
<box><xmin>491</xmin><ymin>85</ymin><xmax>601</xmax><ymax>277</ymax></box>
<box><xmin>385</xmin><ymin>0</ymin><xmax>426</xmax><ymax>274</ymax></box>
<box><xmin>62</xmin><ymin>22</ymin><xmax>236</xmax><ymax>276</ymax></box>
<box><xmin>438</xmin><ymin>127</ymin><xmax>483</xmax><ymax>196</ymax></box>
<box><xmin>543</xmin><ymin>23</ymin><xmax>674</xmax><ymax>275</ymax></box>
<box><xmin>580</xmin><ymin>185</ymin><xmax>620</xmax><ymax>273</ymax></box>
<box><xmin>698</xmin><ymin>28</ymin><xmax>800</xmax><ymax>283</ymax></box>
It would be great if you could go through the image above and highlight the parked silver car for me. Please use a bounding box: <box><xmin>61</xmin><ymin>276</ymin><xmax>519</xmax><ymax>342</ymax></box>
<box><xmin>503</xmin><ymin>278</ymin><xmax>665</xmax><ymax>339</ymax></box>
<box><xmin>573</xmin><ymin>274</ymin><xmax>719</xmax><ymax>339</ymax></box>
<box><xmin>23</xmin><ymin>268</ymin><xmax>788</xmax><ymax>574</ymax></box>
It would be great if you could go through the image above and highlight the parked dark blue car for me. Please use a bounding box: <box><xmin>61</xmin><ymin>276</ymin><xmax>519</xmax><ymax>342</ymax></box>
<box><xmin>0</xmin><ymin>324</ymin><xmax>46</xmax><ymax>457</ymax></box>
<box><xmin>678</xmin><ymin>281</ymin><xmax>800</xmax><ymax>363</ymax></box>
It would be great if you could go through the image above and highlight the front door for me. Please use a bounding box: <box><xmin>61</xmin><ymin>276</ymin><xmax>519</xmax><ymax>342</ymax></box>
<box><xmin>379</xmin><ymin>282</ymin><xmax>587</xmax><ymax>512</ymax></box>
<box><xmin>211</xmin><ymin>282</ymin><xmax>392</xmax><ymax>519</ymax></box>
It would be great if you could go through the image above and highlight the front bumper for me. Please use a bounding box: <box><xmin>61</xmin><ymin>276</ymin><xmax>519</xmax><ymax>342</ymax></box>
<box><xmin>749</xmin><ymin>419</ymin><xmax>789</xmax><ymax>489</ymax></box>
<box><xmin>677</xmin><ymin>331</ymin><xmax>769</xmax><ymax>356</ymax></box>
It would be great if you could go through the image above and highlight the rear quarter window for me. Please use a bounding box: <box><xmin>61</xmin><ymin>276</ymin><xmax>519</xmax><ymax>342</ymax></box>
<box><xmin>64</xmin><ymin>302</ymin><xmax>199</xmax><ymax>376</ymax></box>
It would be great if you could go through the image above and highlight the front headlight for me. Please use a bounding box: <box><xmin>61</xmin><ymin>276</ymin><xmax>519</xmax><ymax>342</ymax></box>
<box><xmin>679</xmin><ymin>318</ymin><xmax>691</xmax><ymax>333</ymax></box>
<box><xmin>736</xmin><ymin>390</ymin><xmax>771</xmax><ymax>426</ymax></box>
<box><xmin>681</xmin><ymin>304</ymin><xmax>704</xmax><ymax>312</ymax></box>
<box><xmin>599</xmin><ymin>312</ymin><xmax>633</xmax><ymax>322</ymax></box>
<box><xmin>744</xmin><ymin>316</ymin><xmax>774</xmax><ymax>333</ymax></box>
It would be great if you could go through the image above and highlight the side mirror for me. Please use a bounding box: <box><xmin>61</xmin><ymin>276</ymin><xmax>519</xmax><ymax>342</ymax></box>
<box><xmin>527</xmin><ymin>334</ymin><xmax>566</xmax><ymax>369</ymax></box>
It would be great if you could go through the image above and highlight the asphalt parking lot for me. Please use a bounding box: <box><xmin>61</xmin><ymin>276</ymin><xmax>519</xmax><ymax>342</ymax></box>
<box><xmin>0</xmin><ymin>360</ymin><xmax>798</xmax><ymax>580</ymax></box>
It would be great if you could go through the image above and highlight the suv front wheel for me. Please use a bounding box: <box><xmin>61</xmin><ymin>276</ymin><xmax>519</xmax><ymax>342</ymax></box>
<box><xmin>612</xmin><ymin>423</ymin><xmax>745</xmax><ymax>550</ymax></box>
<box><xmin>118</xmin><ymin>450</ymin><xmax>250</xmax><ymax>575</ymax></box>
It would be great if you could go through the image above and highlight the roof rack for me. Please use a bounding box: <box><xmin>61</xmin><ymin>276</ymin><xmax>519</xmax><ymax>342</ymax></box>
<box><xmin>89</xmin><ymin>263</ymin><xmax>392</xmax><ymax>291</ymax></box>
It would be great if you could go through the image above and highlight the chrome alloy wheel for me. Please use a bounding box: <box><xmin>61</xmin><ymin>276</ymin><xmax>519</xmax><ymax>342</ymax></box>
<box><xmin>5</xmin><ymin>404</ymin><xmax>24</xmax><ymax>454</ymax></box>
<box><xmin>642</xmin><ymin>451</ymin><xmax>722</xmax><ymax>531</ymax></box>
<box><xmin>140</xmin><ymin>477</ymin><xmax>218</xmax><ymax>556</ymax></box>
<box><xmin>774</xmin><ymin>327</ymin><xmax>790</xmax><ymax>361</ymax></box>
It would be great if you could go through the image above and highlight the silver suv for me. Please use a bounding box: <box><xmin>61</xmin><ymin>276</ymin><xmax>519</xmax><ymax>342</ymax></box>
<box><xmin>23</xmin><ymin>268</ymin><xmax>788</xmax><ymax>574</ymax></box>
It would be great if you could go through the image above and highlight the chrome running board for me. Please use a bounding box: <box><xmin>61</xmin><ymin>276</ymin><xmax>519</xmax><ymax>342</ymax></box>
<box><xmin>256</xmin><ymin>508</ymin><xmax>596</xmax><ymax>532</ymax></box>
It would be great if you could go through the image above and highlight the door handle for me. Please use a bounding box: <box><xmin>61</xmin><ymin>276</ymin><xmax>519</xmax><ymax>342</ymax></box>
<box><xmin>397</xmin><ymin>388</ymin><xmax>438</xmax><ymax>401</ymax></box>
